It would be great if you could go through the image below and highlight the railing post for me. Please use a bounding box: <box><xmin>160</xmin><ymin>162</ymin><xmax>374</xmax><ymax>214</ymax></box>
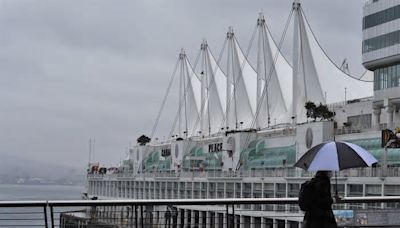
<box><xmin>232</xmin><ymin>204</ymin><xmax>235</xmax><ymax>228</ymax></box>
<box><xmin>131</xmin><ymin>205</ymin><xmax>134</xmax><ymax>226</ymax></box>
<box><xmin>226</xmin><ymin>204</ymin><xmax>229</xmax><ymax>228</ymax></box>
<box><xmin>135</xmin><ymin>205</ymin><xmax>138</xmax><ymax>228</ymax></box>
<box><xmin>43</xmin><ymin>205</ymin><xmax>48</xmax><ymax>228</ymax></box>
<box><xmin>140</xmin><ymin>205</ymin><xmax>144</xmax><ymax>227</ymax></box>
<box><xmin>50</xmin><ymin>206</ymin><xmax>54</xmax><ymax>228</ymax></box>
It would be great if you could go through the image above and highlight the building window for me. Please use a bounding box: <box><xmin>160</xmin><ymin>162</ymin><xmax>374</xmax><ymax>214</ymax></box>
<box><xmin>363</xmin><ymin>30</ymin><xmax>400</xmax><ymax>53</ymax></box>
<box><xmin>374</xmin><ymin>63</ymin><xmax>400</xmax><ymax>90</ymax></box>
<box><xmin>384</xmin><ymin>185</ymin><xmax>400</xmax><ymax>208</ymax></box>
<box><xmin>348</xmin><ymin>184</ymin><xmax>363</xmax><ymax>209</ymax></box>
<box><xmin>366</xmin><ymin>185</ymin><xmax>382</xmax><ymax>209</ymax></box>
<box><xmin>363</xmin><ymin>5</ymin><xmax>400</xmax><ymax>29</ymax></box>
<box><xmin>348</xmin><ymin>114</ymin><xmax>372</xmax><ymax>129</ymax></box>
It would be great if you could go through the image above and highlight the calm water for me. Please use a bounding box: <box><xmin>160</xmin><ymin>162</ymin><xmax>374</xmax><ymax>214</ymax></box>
<box><xmin>0</xmin><ymin>184</ymin><xmax>85</xmax><ymax>201</ymax></box>
<box><xmin>0</xmin><ymin>184</ymin><xmax>85</xmax><ymax>227</ymax></box>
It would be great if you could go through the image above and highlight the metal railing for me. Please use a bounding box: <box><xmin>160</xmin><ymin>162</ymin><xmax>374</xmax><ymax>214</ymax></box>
<box><xmin>2</xmin><ymin>197</ymin><xmax>400</xmax><ymax>227</ymax></box>
<box><xmin>0</xmin><ymin>201</ymin><xmax>48</xmax><ymax>227</ymax></box>
<box><xmin>334</xmin><ymin>124</ymin><xmax>388</xmax><ymax>135</ymax></box>
<box><xmin>88</xmin><ymin>166</ymin><xmax>400</xmax><ymax>179</ymax></box>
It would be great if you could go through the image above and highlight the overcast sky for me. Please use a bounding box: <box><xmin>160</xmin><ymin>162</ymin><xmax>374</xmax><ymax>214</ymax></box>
<box><xmin>0</xmin><ymin>0</ymin><xmax>367</xmax><ymax>168</ymax></box>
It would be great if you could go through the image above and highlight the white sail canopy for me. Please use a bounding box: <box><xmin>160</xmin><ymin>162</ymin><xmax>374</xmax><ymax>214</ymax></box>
<box><xmin>225</xmin><ymin>27</ymin><xmax>257</xmax><ymax>130</ymax></box>
<box><xmin>256</xmin><ymin>15</ymin><xmax>292</xmax><ymax>128</ymax></box>
<box><xmin>199</xmin><ymin>41</ymin><xmax>226</xmax><ymax>135</ymax></box>
<box><xmin>293</xmin><ymin>5</ymin><xmax>373</xmax><ymax>123</ymax></box>
<box><xmin>178</xmin><ymin>50</ymin><xmax>201</xmax><ymax>137</ymax></box>
<box><xmin>172</xmin><ymin>6</ymin><xmax>375</xmax><ymax>136</ymax></box>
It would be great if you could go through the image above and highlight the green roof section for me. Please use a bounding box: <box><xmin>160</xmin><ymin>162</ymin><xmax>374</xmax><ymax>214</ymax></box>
<box><xmin>182</xmin><ymin>146</ymin><xmax>225</xmax><ymax>171</ymax></box>
<box><xmin>139</xmin><ymin>137</ymin><xmax>400</xmax><ymax>173</ymax></box>
<box><xmin>204</xmin><ymin>151</ymin><xmax>223</xmax><ymax>171</ymax></box>
<box><xmin>142</xmin><ymin>150</ymin><xmax>172</xmax><ymax>172</ymax></box>
<box><xmin>157</xmin><ymin>157</ymin><xmax>172</xmax><ymax>172</ymax></box>
<box><xmin>182</xmin><ymin>147</ymin><xmax>205</xmax><ymax>171</ymax></box>
<box><xmin>346</xmin><ymin>138</ymin><xmax>400</xmax><ymax>166</ymax></box>
<box><xmin>345</xmin><ymin>138</ymin><xmax>381</xmax><ymax>150</ymax></box>
<box><xmin>239</xmin><ymin>139</ymin><xmax>295</xmax><ymax>170</ymax></box>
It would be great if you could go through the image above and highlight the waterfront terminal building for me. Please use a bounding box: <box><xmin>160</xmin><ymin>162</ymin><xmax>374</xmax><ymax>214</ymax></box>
<box><xmin>87</xmin><ymin>1</ymin><xmax>400</xmax><ymax>227</ymax></box>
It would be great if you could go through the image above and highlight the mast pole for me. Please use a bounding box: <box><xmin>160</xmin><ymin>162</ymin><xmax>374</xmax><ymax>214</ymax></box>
<box><xmin>292</xmin><ymin>0</ymin><xmax>301</xmax><ymax>125</ymax></box>
<box><xmin>204</xmin><ymin>42</ymin><xmax>212</xmax><ymax>136</ymax></box>
<box><xmin>226</xmin><ymin>28</ymin><xmax>233</xmax><ymax>131</ymax></box>
<box><xmin>256</xmin><ymin>13</ymin><xmax>263</xmax><ymax>129</ymax></box>
<box><xmin>178</xmin><ymin>50</ymin><xmax>185</xmax><ymax>137</ymax></box>
<box><xmin>182</xmin><ymin>50</ymin><xmax>189</xmax><ymax>138</ymax></box>
<box><xmin>200</xmin><ymin>41</ymin><xmax>207</xmax><ymax>136</ymax></box>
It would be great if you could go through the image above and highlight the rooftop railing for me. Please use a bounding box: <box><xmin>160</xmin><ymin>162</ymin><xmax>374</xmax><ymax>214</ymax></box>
<box><xmin>2</xmin><ymin>197</ymin><xmax>400</xmax><ymax>227</ymax></box>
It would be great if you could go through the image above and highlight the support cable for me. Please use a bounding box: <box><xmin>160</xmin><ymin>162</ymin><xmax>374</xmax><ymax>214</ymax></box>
<box><xmin>149</xmin><ymin>58</ymin><xmax>180</xmax><ymax>138</ymax></box>
<box><xmin>300</xmin><ymin>7</ymin><xmax>372</xmax><ymax>82</ymax></box>
<box><xmin>358</xmin><ymin>70</ymin><xmax>372</xmax><ymax>81</ymax></box>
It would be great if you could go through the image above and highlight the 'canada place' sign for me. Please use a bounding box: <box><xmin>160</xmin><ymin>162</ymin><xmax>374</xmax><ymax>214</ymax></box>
<box><xmin>209</xmin><ymin>143</ymin><xmax>223</xmax><ymax>153</ymax></box>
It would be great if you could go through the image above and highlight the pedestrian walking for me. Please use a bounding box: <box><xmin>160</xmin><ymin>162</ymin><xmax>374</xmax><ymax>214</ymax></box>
<box><xmin>299</xmin><ymin>171</ymin><xmax>338</xmax><ymax>228</ymax></box>
<box><xmin>165</xmin><ymin>207</ymin><xmax>171</xmax><ymax>228</ymax></box>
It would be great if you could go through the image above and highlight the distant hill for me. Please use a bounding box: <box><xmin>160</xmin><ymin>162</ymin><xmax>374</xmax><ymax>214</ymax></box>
<box><xmin>0</xmin><ymin>153</ymin><xmax>85</xmax><ymax>184</ymax></box>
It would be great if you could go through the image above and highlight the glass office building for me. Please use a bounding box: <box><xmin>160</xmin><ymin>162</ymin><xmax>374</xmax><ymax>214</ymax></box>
<box><xmin>363</xmin><ymin>0</ymin><xmax>400</xmax><ymax>129</ymax></box>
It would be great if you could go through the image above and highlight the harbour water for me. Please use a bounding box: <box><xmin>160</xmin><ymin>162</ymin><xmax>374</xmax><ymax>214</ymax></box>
<box><xmin>0</xmin><ymin>184</ymin><xmax>85</xmax><ymax>227</ymax></box>
<box><xmin>0</xmin><ymin>184</ymin><xmax>85</xmax><ymax>201</ymax></box>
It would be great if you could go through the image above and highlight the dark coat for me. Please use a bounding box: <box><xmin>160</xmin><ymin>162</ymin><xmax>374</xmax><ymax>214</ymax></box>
<box><xmin>302</xmin><ymin>174</ymin><xmax>337</xmax><ymax>228</ymax></box>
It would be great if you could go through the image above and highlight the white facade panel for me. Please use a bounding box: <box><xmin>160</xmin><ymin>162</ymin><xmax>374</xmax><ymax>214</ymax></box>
<box><xmin>363</xmin><ymin>43</ymin><xmax>400</xmax><ymax>64</ymax></box>
<box><xmin>363</xmin><ymin>0</ymin><xmax>400</xmax><ymax>66</ymax></box>
<box><xmin>363</xmin><ymin>18</ymin><xmax>400</xmax><ymax>40</ymax></box>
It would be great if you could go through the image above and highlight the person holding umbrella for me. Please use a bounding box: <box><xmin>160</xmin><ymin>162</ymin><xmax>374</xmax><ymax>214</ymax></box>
<box><xmin>300</xmin><ymin>171</ymin><xmax>337</xmax><ymax>228</ymax></box>
<box><xmin>295</xmin><ymin>141</ymin><xmax>378</xmax><ymax>228</ymax></box>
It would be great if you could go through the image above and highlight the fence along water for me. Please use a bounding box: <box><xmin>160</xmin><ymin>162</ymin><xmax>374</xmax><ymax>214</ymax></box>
<box><xmin>1</xmin><ymin>197</ymin><xmax>400</xmax><ymax>227</ymax></box>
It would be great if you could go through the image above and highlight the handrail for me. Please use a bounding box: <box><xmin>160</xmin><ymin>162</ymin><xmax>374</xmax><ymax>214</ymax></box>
<box><xmin>47</xmin><ymin>196</ymin><xmax>400</xmax><ymax>206</ymax></box>
<box><xmin>2</xmin><ymin>197</ymin><xmax>400</xmax><ymax>228</ymax></box>
<box><xmin>48</xmin><ymin>198</ymin><xmax>297</xmax><ymax>206</ymax></box>
<box><xmin>0</xmin><ymin>200</ymin><xmax>47</xmax><ymax>207</ymax></box>
<box><xmin>2</xmin><ymin>196</ymin><xmax>400</xmax><ymax>207</ymax></box>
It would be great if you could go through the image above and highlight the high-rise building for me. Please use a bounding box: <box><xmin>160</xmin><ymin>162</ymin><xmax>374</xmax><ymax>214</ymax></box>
<box><xmin>363</xmin><ymin>0</ymin><xmax>400</xmax><ymax>130</ymax></box>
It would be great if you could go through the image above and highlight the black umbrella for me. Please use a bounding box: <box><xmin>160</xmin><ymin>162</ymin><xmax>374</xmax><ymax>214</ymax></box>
<box><xmin>294</xmin><ymin>141</ymin><xmax>378</xmax><ymax>196</ymax></box>
<box><xmin>294</xmin><ymin>141</ymin><xmax>378</xmax><ymax>171</ymax></box>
